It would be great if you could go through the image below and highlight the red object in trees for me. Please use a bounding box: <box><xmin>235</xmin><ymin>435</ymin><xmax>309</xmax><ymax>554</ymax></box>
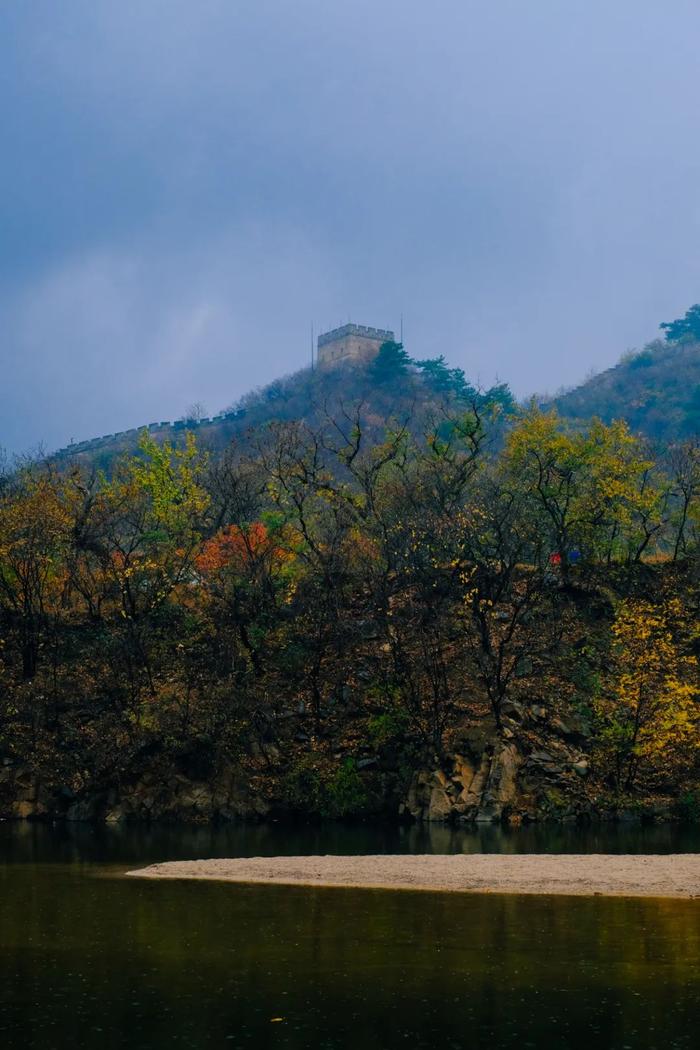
<box><xmin>549</xmin><ymin>552</ymin><xmax>562</xmax><ymax>566</ymax></box>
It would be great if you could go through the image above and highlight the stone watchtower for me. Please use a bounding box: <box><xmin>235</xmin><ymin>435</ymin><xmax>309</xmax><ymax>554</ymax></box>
<box><xmin>316</xmin><ymin>323</ymin><xmax>395</xmax><ymax>367</ymax></box>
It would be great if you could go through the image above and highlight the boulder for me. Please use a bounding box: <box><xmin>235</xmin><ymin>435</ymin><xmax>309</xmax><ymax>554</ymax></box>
<box><xmin>427</xmin><ymin>782</ymin><xmax>454</xmax><ymax>821</ymax></box>
<box><xmin>405</xmin><ymin>770</ymin><xmax>454</xmax><ymax>822</ymax></box>
<box><xmin>456</xmin><ymin>752</ymin><xmax>492</xmax><ymax>815</ymax></box>
<box><xmin>551</xmin><ymin>713</ymin><xmax>592</xmax><ymax>741</ymax></box>
<box><xmin>105</xmin><ymin>805</ymin><xmax>129</xmax><ymax>823</ymax></box>
<box><xmin>11</xmin><ymin>800</ymin><xmax>36</xmax><ymax>819</ymax></box>
<box><xmin>500</xmin><ymin>699</ymin><xmax>526</xmax><ymax>721</ymax></box>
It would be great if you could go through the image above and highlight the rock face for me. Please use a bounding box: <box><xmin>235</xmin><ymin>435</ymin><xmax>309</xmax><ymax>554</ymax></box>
<box><xmin>475</xmin><ymin>744</ymin><xmax>520</xmax><ymax>822</ymax></box>
<box><xmin>0</xmin><ymin>704</ymin><xmax>594</xmax><ymax>827</ymax></box>
<box><xmin>97</xmin><ymin>768</ymin><xmax>270</xmax><ymax>824</ymax></box>
<box><xmin>403</xmin><ymin>729</ymin><xmax>592</xmax><ymax>824</ymax></box>
<box><xmin>0</xmin><ymin>763</ymin><xmax>52</xmax><ymax>820</ymax></box>
<box><xmin>403</xmin><ymin>743</ymin><xmax>523</xmax><ymax>823</ymax></box>
<box><xmin>0</xmin><ymin>760</ymin><xmax>270</xmax><ymax>824</ymax></box>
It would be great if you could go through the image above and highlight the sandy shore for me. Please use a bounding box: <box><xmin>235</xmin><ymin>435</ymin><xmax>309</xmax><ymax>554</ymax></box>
<box><xmin>127</xmin><ymin>853</ymin><xmax>700</xmax><ymax>898</ymax></box>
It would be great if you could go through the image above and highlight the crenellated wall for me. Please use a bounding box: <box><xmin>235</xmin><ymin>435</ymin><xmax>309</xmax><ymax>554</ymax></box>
<box><xmin>53</xmin><ymin>409</ymin><xmax>248</xmax><ymax>458</ymax></box>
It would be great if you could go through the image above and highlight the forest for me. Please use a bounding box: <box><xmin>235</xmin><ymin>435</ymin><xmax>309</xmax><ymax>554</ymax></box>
<box><xmin>1</xmin><ymin>372</ymin><xmax>699</xmax><ymax>823</ymax></box>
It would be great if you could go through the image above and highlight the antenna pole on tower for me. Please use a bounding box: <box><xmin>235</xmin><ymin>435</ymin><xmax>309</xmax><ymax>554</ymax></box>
<box><xmin>311</xmin><ymin>323</ymin><xmax>315</xmax><ymax>371</ymax></box>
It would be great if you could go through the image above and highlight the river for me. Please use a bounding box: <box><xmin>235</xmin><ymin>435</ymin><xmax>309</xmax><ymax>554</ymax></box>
<box><xmin>1</xmin><ymin>821</ymin><xmax>700</xmax><ymax>1048</ymax></box>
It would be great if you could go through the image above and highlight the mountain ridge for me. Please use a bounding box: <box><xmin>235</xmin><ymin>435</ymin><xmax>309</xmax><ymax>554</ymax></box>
<box><xmin>552</xmin><ymin>338</ymin><xmax>700</xmax><ymax>441</ymax></box>
<box><xmin>49</xmin><ymin>332</ymin><xmax>700</xmax><ymax>467</ymax></box>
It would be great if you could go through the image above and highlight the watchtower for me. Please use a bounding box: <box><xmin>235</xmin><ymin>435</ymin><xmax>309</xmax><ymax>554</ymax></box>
<box><xmin>316</xmin><ymin>323</ymin><xmax>395</xmax><ymax>367</ymax></box>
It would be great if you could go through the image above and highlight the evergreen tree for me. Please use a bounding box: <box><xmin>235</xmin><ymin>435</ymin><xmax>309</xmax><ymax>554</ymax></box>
<box><xmin>415</xmin><ymin>356</ymin><xmax>454</xmax><ymax>393</ymax></box>
<box><xmin>660</xmin><ymin>303</ymin><xmax>700</xmax><ymax>343</ymax></box>
<box><xmin>369</xmin><ymin>341</ymin><xmax>411</xmax><ymax>383</ymax></box>
<box><xmin>415</xmin><ymin>357</ymin><xmax>479</xmax><ymax>401</ymax></box>
<box><xmin>481</xmin><ymin>382</ymin><xmax>516</xmax><ymax>413</ymax></box>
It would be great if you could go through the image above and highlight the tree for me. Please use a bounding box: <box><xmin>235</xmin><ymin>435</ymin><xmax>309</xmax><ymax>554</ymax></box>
<box><xmin>0</xmin><ymin>464</ymin><xmax>72</xmax><ymax>679</ymax></box>
<box><xmin>595</xmin><ymin>598</ymin><xmax>699</xmax><ymax>792</ymax></box>
<box><xmin>182</xmin><ymin>401</ymin><xmax>207</xmax><ymax>423</ymax></box>
<box><xmin>369</xmin><ymin>341</ymin><xmax>411</xmax><ymax>384</ymax></box>
<box><xmin>457</xmin><ymin>474</ymin><xmax>564</xmax><ymax>730</ymax></box>
<box><xmin>660</xmin><ymin>304</ymin><xmax>700</xmax><ymax>343</ymax></box>
<box><xmin>481</xmin><ymin>382</ymin><xmax>516</xmax><ymax>414</ymax></box>
<box><xmin>367</xmin><ymin>413</ymin><xmax>485</xmax><ymax>756</ymax></box>
<box><xmin>195</xmin><ymin>519</ymin><xmax>296</xmax><ymax>679</ymax></box>
<box><xmin>503</xmin><ymin>409</ymin><xmax>668</xmax><ymax>572</ymax></box>
<box><xmin>415</xmin><ymin>356</ymin><xmax>478</xmax><ymax>401</ymax></box>
<box><xmin>2</xmin><ymin>386</ymin><xmax>700</xmax><ymax>823</ymax></box>
<box><xmin>72</xmin><ymin>432</ymin><xmax>209</xmax><ymax>704</ymax></box>
<box><xmin>666</xmin><ymin>439</ymin><xmax>700</xmax><ymax>559</ymax></box>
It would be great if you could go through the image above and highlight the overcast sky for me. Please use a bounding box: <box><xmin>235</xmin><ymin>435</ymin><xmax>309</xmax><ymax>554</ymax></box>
<box><xmin>2</xmin><ymin>1</ymin><xmax>700</xmax><ymax>453</ymax></box>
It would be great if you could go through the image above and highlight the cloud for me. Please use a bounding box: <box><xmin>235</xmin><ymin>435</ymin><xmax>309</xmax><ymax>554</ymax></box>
<box><xmin>2</xmin><ymin>1</ymin><xmax>700</xmax><ymax>450</ymax></box>
<box><xmin>0</xmin><ymin>225</ymin><xmax>342</xmax><ymax>451</ymax></box>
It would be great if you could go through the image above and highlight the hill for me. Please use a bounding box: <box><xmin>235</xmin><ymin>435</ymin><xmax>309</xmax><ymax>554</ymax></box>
<box><xmin>48</xmin><ymin>313</ymin><xmax>700</xmax><ymax>470</ymax></box>
<box><xmin>553</xmin><ymin>338</ymin><xmax>700</xmax><ymax>442</ymax></box>
<box><xmin>53</xmin><ymin>346</ymin><xmax>515</xmax><ymax>470</ymax></box>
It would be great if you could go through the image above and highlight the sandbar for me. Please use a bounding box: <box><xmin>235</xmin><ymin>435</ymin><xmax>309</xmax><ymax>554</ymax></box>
<box><xmin>127</xmin><ymin>853</ymin><xmax>700</xmax><ymax>898</ymax></box>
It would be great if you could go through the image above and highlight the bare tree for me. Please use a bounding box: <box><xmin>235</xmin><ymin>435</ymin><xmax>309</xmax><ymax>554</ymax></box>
<box><xmin>182</xmin><ymin>401</ymin><xmax>207</xmax><ymax>423</ymax></box>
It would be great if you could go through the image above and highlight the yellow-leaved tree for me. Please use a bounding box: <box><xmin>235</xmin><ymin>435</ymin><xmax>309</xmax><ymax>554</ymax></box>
<box><xmin>595</xmin><ymin>598</ymin><xmax>699</xmax><ymax>793</ymax></box>
<box><xmin>504</xmin><ymin>409</ymin><xmax>668</xmax><ymax>571</ymax></box>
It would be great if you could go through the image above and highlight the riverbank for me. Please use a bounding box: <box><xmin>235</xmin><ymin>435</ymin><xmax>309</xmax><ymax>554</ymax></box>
<box><xmin>127</xmin><ymin>853</ymin><xmax>700</xmax><ymax>898</ymax></box>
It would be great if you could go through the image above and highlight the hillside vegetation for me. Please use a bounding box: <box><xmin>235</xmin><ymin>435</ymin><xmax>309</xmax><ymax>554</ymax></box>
<box><xmin>53</xmin><ymin>312</ymin><xmax>700</xmax><ymax>476</ymax></box>
<box><xmin>1</xmin><ymin>396</ymin><xmax>699</xmax><ymax>825</ymax></box>
<box><xmin>54</xmin><ymin>343</ymin><xmax>515</xmax><ymax>474</ymax></box>
<box><xmin>554</xmin><ymin>314</ymin><xmax>700</xmax><ymax>441</ymax></box>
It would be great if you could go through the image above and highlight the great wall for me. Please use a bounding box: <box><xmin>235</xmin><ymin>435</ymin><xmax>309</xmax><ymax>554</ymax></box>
<box><xmin>54</xmin><ymin>408</ymin><xmax>248</xmax><ymax>457</ymax></box>
<box><xmin>55</xmin><ymin>322</ymin><xmax>395</xmax><ymax>457</ymax></box>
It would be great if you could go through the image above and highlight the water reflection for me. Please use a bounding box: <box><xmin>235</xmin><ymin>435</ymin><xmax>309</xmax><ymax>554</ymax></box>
<box><xmin>2</xmin><ymin>818</ymin><xmax>700</xmax><ymax>867</ymax></box>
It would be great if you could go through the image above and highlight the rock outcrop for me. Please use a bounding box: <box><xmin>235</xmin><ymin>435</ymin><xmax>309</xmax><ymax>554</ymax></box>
<box><xmin>402</xmin><ymin>720</ymin><xmax>593</xmax><ymax>824</ymax></box>
<box><xmin>0</xmin><ymin>761</ymin><xmax>53</xmax><ymax>820</ymax></box>
<box><xmin>402</xmin><ymin>743</ymin><xmax>524</xmax><ymax>823</ymax></box>
<box><xmin>0</xmin><ymin>758</ymin><xmax>270</xmax><ymax>824</ymax></box>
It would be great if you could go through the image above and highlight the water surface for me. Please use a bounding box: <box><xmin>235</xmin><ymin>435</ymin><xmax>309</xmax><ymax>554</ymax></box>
<box><xmin>1</xmin><ymin>822</ymin><xmax>699</xmax><ymax>1049</ymax></box>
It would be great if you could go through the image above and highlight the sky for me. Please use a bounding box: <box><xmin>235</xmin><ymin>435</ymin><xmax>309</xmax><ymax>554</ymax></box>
<box><xmin>2</xmin><ymin>1</ymin><xmax>700</xmax><ymax>453</ymax></box>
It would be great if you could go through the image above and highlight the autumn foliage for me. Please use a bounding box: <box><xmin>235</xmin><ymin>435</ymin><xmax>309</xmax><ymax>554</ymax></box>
<box><xmin>0</xmin><ymin>410</ymin><xmax>698</xmax><ymax>818</ymax></box>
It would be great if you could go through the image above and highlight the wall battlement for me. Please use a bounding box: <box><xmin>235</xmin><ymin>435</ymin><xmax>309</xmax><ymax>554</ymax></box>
<box><xmin>53</xmin><ymin>409</ymin><xmax>248</xmax><ymax>458</ymax></box>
